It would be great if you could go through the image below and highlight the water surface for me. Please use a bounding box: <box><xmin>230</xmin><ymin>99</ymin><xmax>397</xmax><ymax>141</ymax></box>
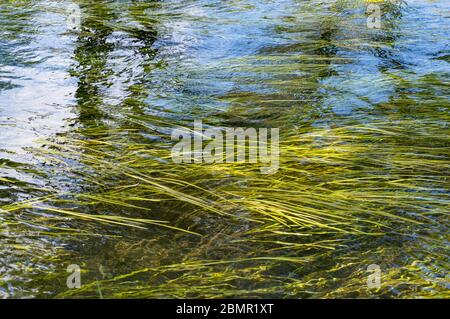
<box><xmin>0</xmin><ymin>0</ymin><xmax>449</xmax><ymax>298</ymax></box>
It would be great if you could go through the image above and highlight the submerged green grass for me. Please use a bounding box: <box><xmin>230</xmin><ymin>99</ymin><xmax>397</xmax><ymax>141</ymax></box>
<box><xmin>0</xmin><ymin>0</ymin><xmax>449</xmax><ymax>298</ymax></box>
<box><xmin>7</xmin><ymin>113</ymin><xmax>446</xmax><ymax>298</ymax></box>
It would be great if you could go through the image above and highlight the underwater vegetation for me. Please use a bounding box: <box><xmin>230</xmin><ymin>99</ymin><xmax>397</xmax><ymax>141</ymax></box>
<box><xmin>0</xmin><ymin>0</ymin><xmax>449</xmax><ymax>298</ymax></box>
